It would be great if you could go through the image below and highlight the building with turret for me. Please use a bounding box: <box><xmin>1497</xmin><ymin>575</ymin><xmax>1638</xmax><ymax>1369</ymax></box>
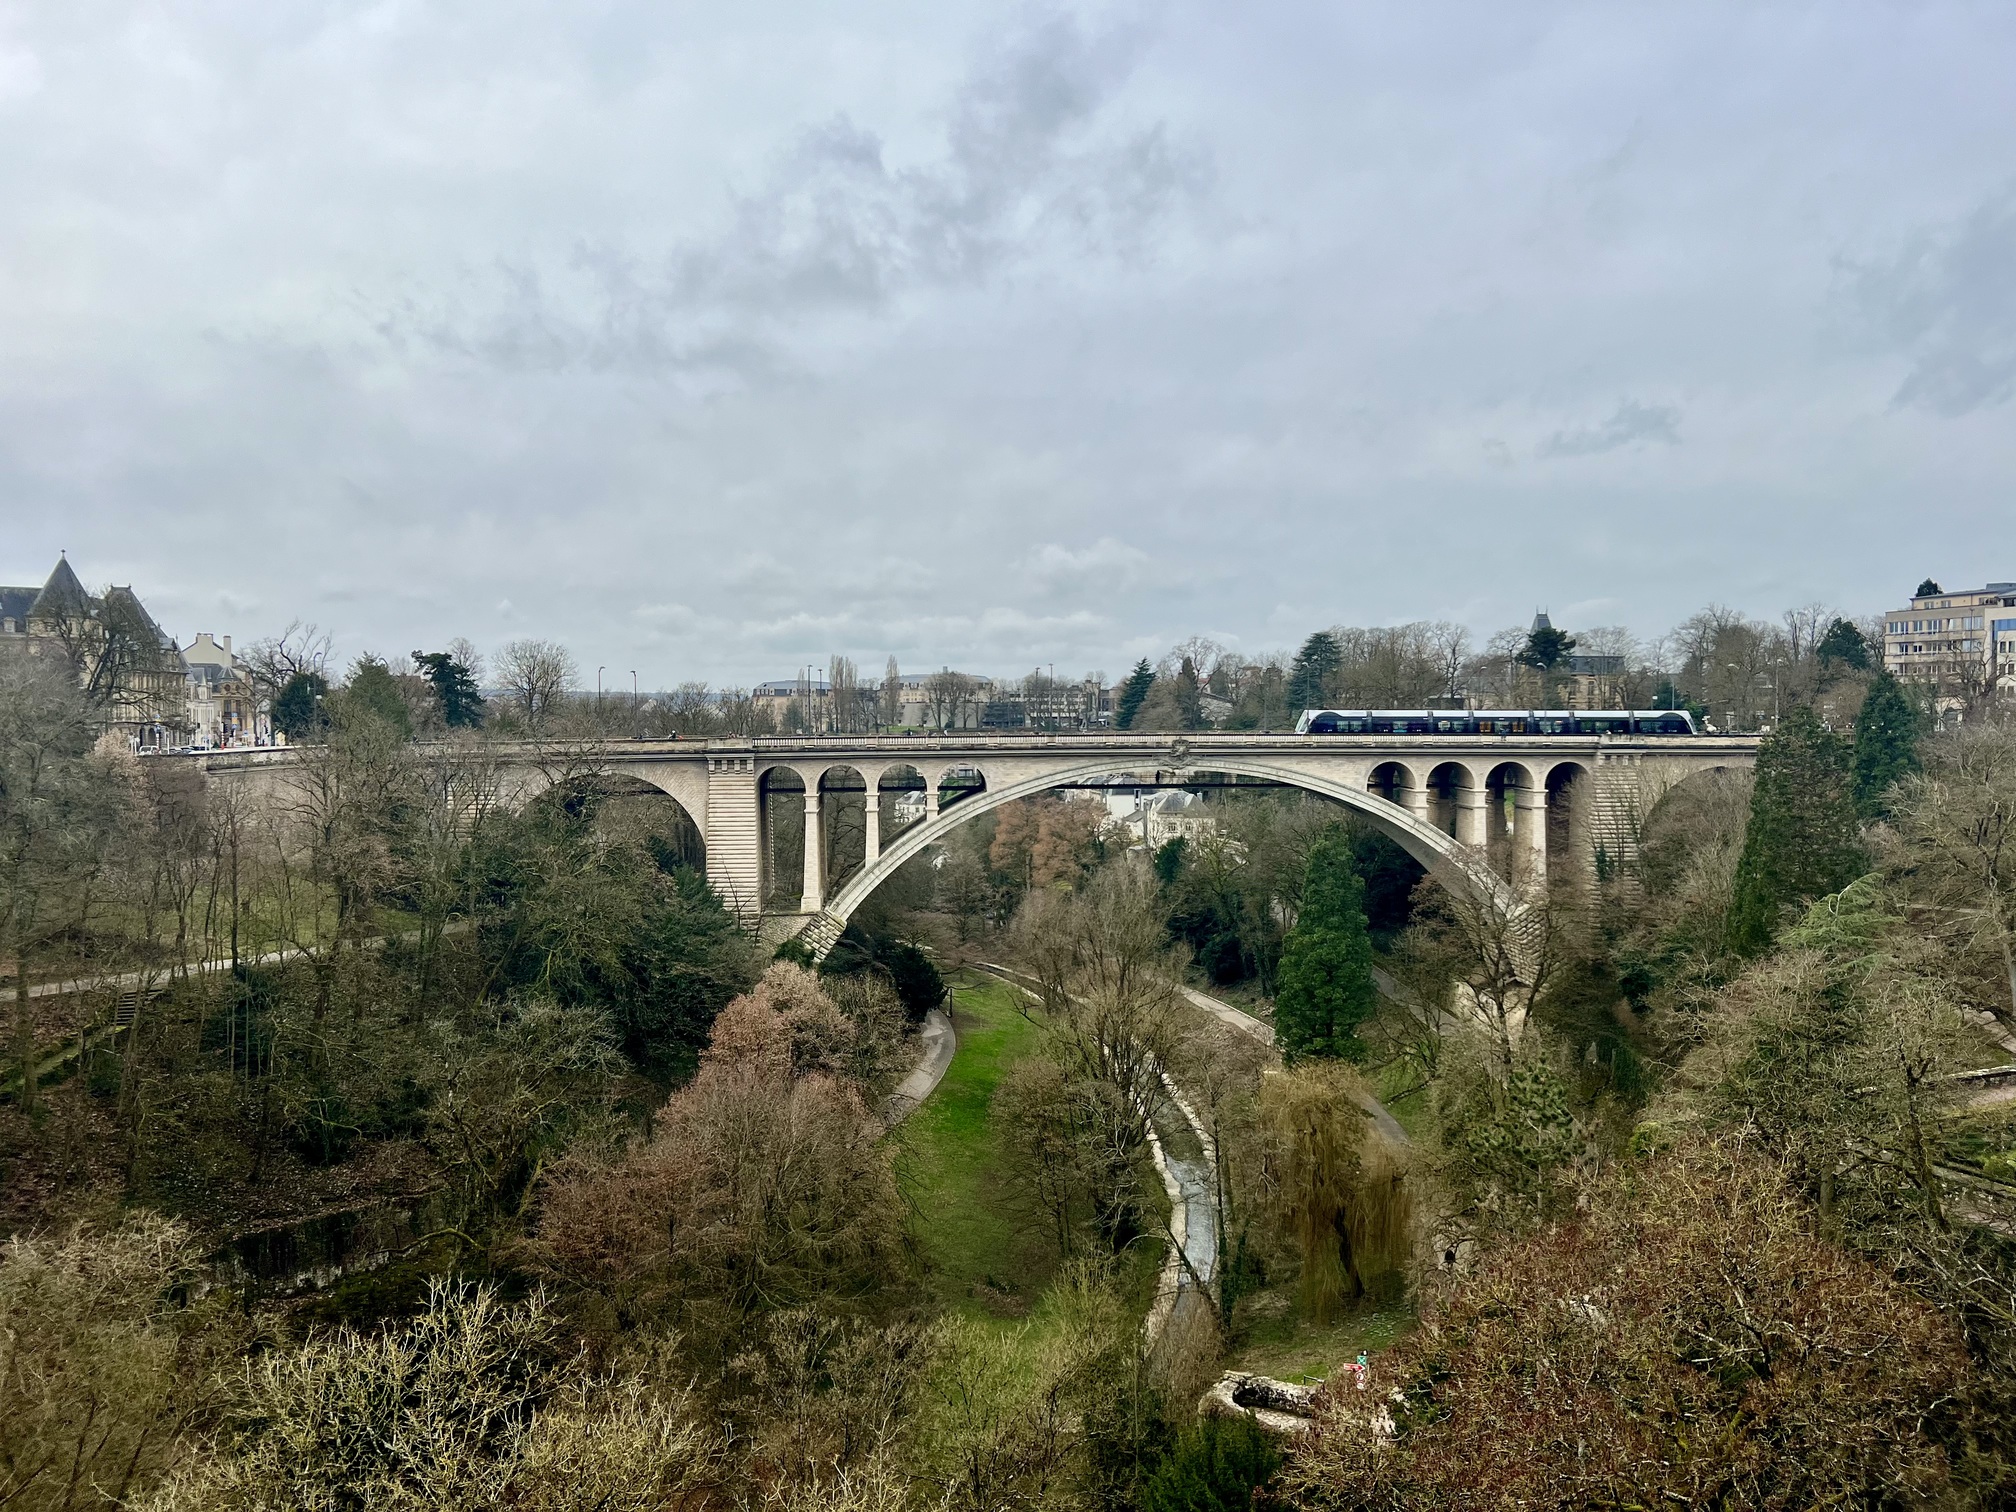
<box><xmin>0</xmin><ymin>556</ymin><xmax>189</xmax><ymax>745</ymax></box>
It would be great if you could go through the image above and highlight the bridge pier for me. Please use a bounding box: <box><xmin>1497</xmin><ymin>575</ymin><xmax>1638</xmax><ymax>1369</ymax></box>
<box><xmin>865</xmin><ymin>793</ymin><xmax>881</xmax><ymax>865</ymax></box>
<box><xmin>801</xmin><ymin>787</ymin><xmax>826</xmax><ymax>913</ymax></box>
<box><xmin>1514</xmin><ymin>784</ymin><xmax>1548</xmax><ymax>883</ymax></box>
<box><xmin>1455</xmin><ymin>786</ymin><xmax>1487</xmax><ymax>849</ymax></box>
<box><xmin>1404</xmin><ymin>781</ymin><xmax>1430</xmax><ymax>829</ymax></box>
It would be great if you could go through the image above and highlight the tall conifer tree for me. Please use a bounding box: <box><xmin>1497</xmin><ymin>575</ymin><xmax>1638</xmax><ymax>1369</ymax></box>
<box><xmin>1287</xmin><ymin>632</ymin><xmax>1343</xmax><ymax>712</ymax></box>
<box><xmin>414</xmin><ymin>651</ymin><xmax>486</xmax><ymax>728</ymax></box>
<box><xmin>1726</xmin><ymin>705</ymin><xmax>1864</xmax><ymax>955</ymax></box>
<box><xmin>1851</xmin><ymin>671</ymin><xmax>1922</xmax><ymax>817</ymax></box>
<box><xmin>1173</xmin><ymin>656</ymin><xmax>1205</xmax><ymax>729</ymax></box>
<box><xmin>1115</xmin><ymin>659</ymin><xmax>1155</xmax><ymax>730</ymax></box>
<box><xmin>1274</xmin><ymin>836</ymin><xmax>1378</xmax><ymax>1062</ymax></box>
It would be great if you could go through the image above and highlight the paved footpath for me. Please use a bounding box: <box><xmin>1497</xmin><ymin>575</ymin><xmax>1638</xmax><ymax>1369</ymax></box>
<box><xmin>883</xmin><ymin>1007</ymin><xmax>956</xmax><ymax>1126</ymax></box>
<box><xmin>1175</xmin><ymin>983</ymin><xmax>1412</xmax><ymax>1147</ymax></box>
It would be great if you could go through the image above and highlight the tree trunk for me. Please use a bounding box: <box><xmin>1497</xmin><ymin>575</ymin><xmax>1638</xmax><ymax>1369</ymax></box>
<box><xmin>1900</xmin><ymin>1069</ymin><xmax>1950</xmax><ymax>1233</ymax></box>
<box><xmin>12</xmin><ymin>930</ymin><xmax>34</xmax><ymax>1114</ymax></box>
<box><xmin>1995</xmin><ymin>901</ymin><xmax>2016</xmax><ymax>1032</ymax></box>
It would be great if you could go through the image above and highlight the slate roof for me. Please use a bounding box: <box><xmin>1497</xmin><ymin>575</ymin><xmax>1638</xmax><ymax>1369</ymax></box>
<box><xmin>30</xmin><ymin>555</ymin><xmax>92</xmax><ymax>620</ymax></box>
<box><xmin>103</xmin><ymin>584</ymin><xmax>181</xmax><ymax>655</ymax></box>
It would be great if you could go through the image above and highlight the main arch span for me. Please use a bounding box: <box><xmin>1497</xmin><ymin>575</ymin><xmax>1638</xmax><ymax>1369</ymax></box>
<box><xmin>808</xmin><ymin>751</ymin><xmax>1488</xmax><ymax>955</ymax></box>
<box><xmin>591</xmin><ymin>733</ymin><xmax>1758</xmax><ymax>954</ymax></box>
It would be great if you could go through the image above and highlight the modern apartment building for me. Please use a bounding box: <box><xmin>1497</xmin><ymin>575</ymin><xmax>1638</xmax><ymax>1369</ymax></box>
<box><xmin>1881</xmin><ymin>578</ymin><xmax>2016</xmax><ymax>698</ymax></box>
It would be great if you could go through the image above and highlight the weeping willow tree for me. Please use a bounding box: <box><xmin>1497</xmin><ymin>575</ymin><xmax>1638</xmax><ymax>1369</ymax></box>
<box><xmin>1259</xmin><ymin>1064</ymin><xmax>1413</xmax><ymax>1321</ymax></box>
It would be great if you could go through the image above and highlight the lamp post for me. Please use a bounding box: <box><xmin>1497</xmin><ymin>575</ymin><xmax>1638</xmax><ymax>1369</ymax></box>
<box><xmin>596</xmin><ymin>666</ymin><xmax>605</xmax><ymax>710</ymax></box>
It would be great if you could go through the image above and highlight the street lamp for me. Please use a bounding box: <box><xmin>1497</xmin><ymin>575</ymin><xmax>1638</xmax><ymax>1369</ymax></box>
<box><xmin>596</xmin><ymin>666</ymin><xmax>605</xmax><ymax>708</ymax></box>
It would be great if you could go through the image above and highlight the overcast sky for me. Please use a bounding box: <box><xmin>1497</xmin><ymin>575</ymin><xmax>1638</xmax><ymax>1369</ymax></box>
<box><xmin>3</xmin><ymin>2</ymin><xmax>2013</xmax><ymax>686</ymax></box>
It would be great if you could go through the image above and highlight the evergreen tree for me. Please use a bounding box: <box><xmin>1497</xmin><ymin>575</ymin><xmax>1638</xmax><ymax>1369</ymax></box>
<box><xmin>340</xmin><ymin>656</ymin><xmax>412</xmax><ymax>736</ymax></box>
<box><xmin>272</xmin><ymin>671</ymin><xmax>329</xmax><ymax>739</ymax></box>
<box><xmin>1815</xmin><ymin>618</ymin><xmax>1870</xmax><ymax>673</ymax></box>
<box><xmin>1519</xmin><ymin>624</ymin><xmax>1577</xmax><ymax>673</ymax></box>
<box><xmin>1116</xmin><ymin>659</ymin><xmax>1155</xmax><ymax>730</ymax></box>
<box><xmin>1273</xmin><ymin>835</ymin><xmax>1379</xmax><ymax>1062</ymax></box>
<box><xmin>1516</xmin><ymin>620</ymin><xmax>1580</xmax><ymax>709</ymax></box>
<box><xmin>1726</xmin><ymin>705</ymin><xmax>1864</xmax><ymax>955</ymax></box>
<box><xmin>1286</xmin><ymin>631</ymin><xmax>1343</xmax><ymax>712</ymax></box>
<box><xmin>414</xmin><ymin>650</ymin><xmax>486</xmax><ymax>727</ymax></box>
<box><xmin>1173</xmin><ymin>655</ymin><xmax>1205</xmax><ymax>729</ymax></box>
<box><xmin>1141</xmin><ymin>1414</ymin><xmax>1282</xmax><ymax>1512</ymax></box>
<box><xmin>1851</xmin><ymin>670</ymin><xmax>1923</xmax><ymax>817</ymax></box>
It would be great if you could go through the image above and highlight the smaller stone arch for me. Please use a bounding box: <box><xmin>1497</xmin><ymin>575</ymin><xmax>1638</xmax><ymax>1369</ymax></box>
<box><xmin>937</xmin><ymin>764</ymin><xmax>987</xmax><ymax>811</ymax></box>
<box><xmin>1545</xmin><ymin>760</ymin><xmax>1591</xmax><ymax>872</ymax></box>
<box><xmin>1483</xmin><ymin>761</ymin><xmax>1540</xmax><ymax>880</ymax></box>
<box><xmin>1426</xmin><ymin>760</ymin><xmax>1476</xmax><ymax>841</ymax></box>
<box><xmin>758</xmin><ymin>765</ymin><xmax>808</xmax><ymax>909</ymax></box>
<box><xmin>1367</xmin><ymin>760</ymin><xmax>1415</xmax><ymax>807</ymax></box>
<box><xmin>819</xmin><ymin>765</ymin><xmax>869</xmax><ymax>889</ymax></box>
<box><xmin>533</xmin><ymin>770</ymin><xmax>707</xmax><ymax>872</ymax></box>
<box><xmin>1635</xmin><ymin>762</ymin><xmax>1753</xmax><ymax>895</ymax></box>
<box><xmin>875</xmin><ymin>763</ymin><xmax>929</xmax><ymax>858</ymax></box>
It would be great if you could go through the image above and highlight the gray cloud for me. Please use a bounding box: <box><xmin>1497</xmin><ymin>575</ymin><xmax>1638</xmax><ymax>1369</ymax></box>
<box><xmin>3</xmin><ymin>3</ymin><xmax>2015</xmax><ymax>687</ymax></box>
<box><xmin>379</xmin><ymin>14</ymin><xmax>1206</xmax><ymax>379</ymax></box>
<box><xmin>1541</xmin><ymin>400</ymin><xmax>1682</xmax><ymax>457</ymax></box>
<box><xmin>1848</xmin><ymin>188</ymin><xmax>2016</xmax><ymax>416</ymax></box>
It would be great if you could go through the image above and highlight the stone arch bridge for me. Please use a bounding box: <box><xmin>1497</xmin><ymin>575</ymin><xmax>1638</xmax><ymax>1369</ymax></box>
<box><xmin>192</xmin><ymin>730</ymin><xmax>1757</xmax><ymax>958</ymax></box>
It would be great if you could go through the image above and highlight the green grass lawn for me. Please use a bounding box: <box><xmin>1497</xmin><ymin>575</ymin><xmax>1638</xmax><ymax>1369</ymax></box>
<box><xmin>1368</xmin><ymin>1056</ymin><xmax>1434</xmax><ymax>1140</ymax></box>
<box><xmin>894</xmin><ymin>971</ymin><xmax>1058</xmax><ymax>1319</ymax></box>
<box><xmin>1226</xmin><ymin>1289</ymin><xmax>1417</xmax><ymax>1386</ymax></box>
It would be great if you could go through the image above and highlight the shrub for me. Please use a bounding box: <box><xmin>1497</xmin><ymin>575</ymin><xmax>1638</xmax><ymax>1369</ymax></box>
<box><xmin>1141</xmin><ymin>1414</ymin><xmax>1282</xmax><ymax>1512</ymax></box>
<box><xmin>1279</xmin><ymin>1138</ymin><xmax>1972</xmax><ymax>1510</ymax></box>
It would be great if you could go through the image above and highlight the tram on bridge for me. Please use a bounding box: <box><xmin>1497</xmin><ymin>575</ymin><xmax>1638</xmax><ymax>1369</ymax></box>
<box><xmin>1294</xmin><ymin>708</ymin><xmax>1700</xmax><ymax>736</ymax></box>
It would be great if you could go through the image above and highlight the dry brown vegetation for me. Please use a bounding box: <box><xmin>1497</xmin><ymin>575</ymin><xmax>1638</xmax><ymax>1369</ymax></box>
<box><xmin>1283</xmin><ymin>1139</ymin><xmax>1973</xmax><ymax>1510</ymax></box>
<box><xmin>529</xmin><ymin>964</ymin><xmax>912</xmax><ymax>1345</ymax></box>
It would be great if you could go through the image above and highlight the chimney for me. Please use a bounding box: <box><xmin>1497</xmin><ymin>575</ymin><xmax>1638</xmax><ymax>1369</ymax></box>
<box><xmin>223</xmin><ymin>635</ymin><xmax>232</xmax><ymax>655</ymax></box>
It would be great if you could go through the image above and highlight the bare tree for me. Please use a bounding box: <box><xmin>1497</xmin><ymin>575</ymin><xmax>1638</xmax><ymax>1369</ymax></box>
<box><xmin>445</xmin><ymin>636</ymin><xmax>485</xmax><ymax>688</ymax></box>
<box><xmin>879</xmin><ymin>657</ymin><xmax>901</xmax><ymax>730</ymax></box>
<box><xmin>495</xmin><ymin>640</ymin><xmax>578</xmax><ymax>730</ymax></box>
<box><xmin>1407</xmin><ymin>866</ymin><xmax>1559</xmax><ymax>1075</ymax></box>
<box><xmin>1427</xmin><ymin>621</ymin><xmax>1472</xmax><ymax>703</ymax></box>
<box><xmin>829</xmin><ymin>655</ymin><xmax>864</xmax><ymax>735</ymax></box>
<box><xmin>1006</xmin><ymin>868</ymin><xmax>1186</xmax><ymax>1247</ymax></box>
<box><xmin>1469</xmin><ymin>627</ymin><xmax>1526</xmax><ymax>707</ymax></box>
<box><xmin>241</xmin><ymin>620</ymin><xmax>332</xmax><ymax>703</ymax></box>
<box><xmin>1891</xmin><ymin>722</ymin><xmax>2016</xmax><ymax>1028</ymax></box>
<box><xmin>924</xmin><ymin>670</ymin><xmax>978</xmax><ymax>731</ymax></box>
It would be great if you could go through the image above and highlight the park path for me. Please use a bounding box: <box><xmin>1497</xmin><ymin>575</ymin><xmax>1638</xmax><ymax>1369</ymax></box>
<box><xmin>10</xmin><ymin>920</ymin><xmax>475</xmax><ymax>1002</ymax></box>
<box><xmin>883</xmin><ymin>1008</ymin><xmax>956</xmax><ymax>1126</ymax></box>
<box><xmin>1175</xmin><ymin>982</ymin><xmax>1412</xmax><ymax>1148</ymax></box>
<box><xmin>969</xmin><ymin>961</ymin><xmax>1218</xmax><ymax>1338</ymax></box>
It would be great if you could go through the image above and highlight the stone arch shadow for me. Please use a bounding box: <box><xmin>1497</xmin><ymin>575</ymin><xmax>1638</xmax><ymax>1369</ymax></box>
<box><xmin>807</xmin><ymin>754</ymin><xmax>1512</xmax><ymax>954</ymax></box>
<box><xmin>531</xmin><ymin>768</ymin><xmax>707</xmax><ymax>872</ymax></box>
